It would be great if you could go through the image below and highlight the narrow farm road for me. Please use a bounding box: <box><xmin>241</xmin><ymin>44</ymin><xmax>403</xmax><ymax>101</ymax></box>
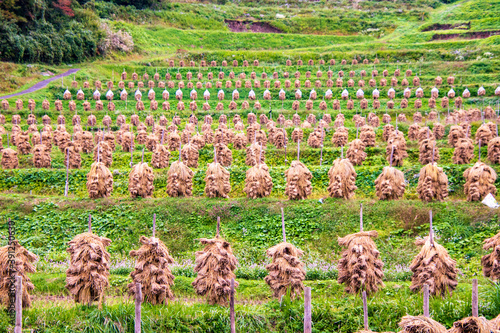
<box><xmin>0</xmin><ymin>68</ymin><xmax>80</xmax><ymax>99</ymax></box>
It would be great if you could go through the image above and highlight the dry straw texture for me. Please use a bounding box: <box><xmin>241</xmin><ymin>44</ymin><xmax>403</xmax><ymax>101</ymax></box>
<box><xmin>410</xmin><ymin>237</ymin><xmax>458</xmax><ymax>297</ymax></box>
<box><xmin>86</xmin><ymin>162</ymin><xmax>113</xmax><ymax>198</ymax></box>
<box><xmin>1</xmin><ymin>148</ymin><xmax>18</xmax><ymax>169</ymax></box>
<box><xmin>398</xmin><ymin>315</ymin><xmax>447</xmax><ymax>333</ymax></box>
<box><xmin>337</xmin><ymin>230</ymin><xmax>385</xmax><ymax>295</ymax></box>
<box><xmin>449</xmin><ymin>317</ymin><xmax>495</xmax><ymax>333</ymax></box>
<box><xmin>93</xmin><ymin>141</ymin><xmax>113</xmax><ymax>167</ymax></box>
<box><xmin>482</xmin><ymin>231</ymin><xmax>500</xmax><ymax>281</ymax></box>
<box><xmin>327</xmin><ymin>158</ymin><xmax>358</xmax><ymax>199</ymax></box>
<box><xmin>129</xmin><ymin>236</ymin><xmax>175</xmax><ymax>304</ymax></box>
<box><xmin>0</xmin><ymin>241</ymin><xmax>38</xmax><ymax>308</ymax></box>
<box><xmin>33</xmin><ymin>144</ymin><xmax>51</xmax><ymax>168</ymax></box>
<box><xmin>244</xmin><ymin>163</ymin><xmax>273</xmax><ymax>198</ymax></box>
<box><xmin>463</xmin><ymin>162</ymin><xmax>497</xmax><ymax>201</ymax></box>
<box><xmin>192</xmin><ymin>236</ymin><xmax>238</xmax><ymax>306</ymax></box>
<box><xmin>453</xmin><ymin>138</ymin><xmax>474</xmax><ymax>164</ymax></box>
<box><xmin>417</xmin><ymin>163</ymin><xmax>448</xmax><ymax>202</ymax></box>
<box><xmin>265</xmin><ymin>242</ymin><xmax>306</xmax><ymax>300</ymax></box>
<box><xmin>167</xmin><ymin>161</ymin><xmax>194</xmax><ymax>197</ymax></box>
<box><xmin>375</xmin><ymin>166</ymin><xmax>406</xmax><ymax>200</ymax></box>
<box><xmin>347</xmin><ymin>139</ymin><xmax>367</xmax><ymax>166</ymax></box>
<box><xmin>65</xmin><ymin>233</ymin><xmax>111</xmax><ymax>306</ymax></box>
<box><xmin>151</xmin><ymin>144</ymin><xmax>170</xmax><ymax>169</ymax></box>
<box><xmin>488</xmin><ymin>137</ymin><xmax>500</xmax><ymax>164</ymax></box>
<box><xmin>285</xmin><ymin>160</ymin><xmax>312</xmax><ymax>200</ymax></box>
<box><xmin>129</xmin><ymin>162</ymin><xmax>155</xmax><ymax>198</ymax></box>
<box><xmin>204</xmin><ymin>162</ymin><xmax>231</xmax><ymax>198</ymax></box>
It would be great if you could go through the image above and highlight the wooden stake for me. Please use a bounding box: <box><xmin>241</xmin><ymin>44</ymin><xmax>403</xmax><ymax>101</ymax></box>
<box><xmin>135</xmin><ymin>282</ymin><xmax>142</xmax><ymax>333</ymax></box>
<box><xmin>304</xmin><ymin>286</ymin><xmax>312</xmax><ymax>333</ymax></box>
<box><xmin>152</xmin><ymin>213</ymin><xmax>156</xmax><ymax>238</ymax></box>
<box><xmin>14</xmin><ymin>276</ymin><xmax>22</xmax><ymax>333</ymax></box>
<box><xmin>130</xmin><ymin>130</ymin><xmax>134</xmax><ymax>167</ymax></box>
<box><xmin>88</xmin><ymin>214</ymin><xmax>92</xmax><ymax>233</ymax></box>
<box><xmin>390</xmin><ymin>145</ymin><xmax>394</xmax><ymax>167</ymax></box>
<box><xmin>64</xmin><ymin>147</ymin><xmax>70</xmax><ymax>197</ymax></box>
<box><xmin>362</xmin><ymin>290</ymin><xmax>368</xmax><ymax>331</ymax></box>
<box><xmin>281</xmin><ymin>207</ymin><xmax>286</xmax><ymax>243</ymax></box>
<box><xmin>320</xmin><ymin>129</ymin><xmax>324</xmax><ymax>166</ymax></box>
<box><xmin>423</xmin><ymin>284</ymin><xmax>430</xmax><ymax>317</ymax></box>
<box><xmin>472</xmin><ymin>279</ymin><xmax>478</xmax><ymax>317</ymax></box>
<box><xmin>429</xmin><ymin>210</ymin><xmax>434</xmax><ymax>246</ymax></box>
<box><xmin>297</xmin><ymin>140</ymin><xmax>301</xmax><ymax>161</ymax></box>
<box><xmin>216</xmin><ymin>216</ymin><xmax>220</xmax><ymax>237</ymax></box>
<box><xmin>360</xmin><ymin>203</ymin><xmax>363</xmax><ymax>232</ymax></box>
<box><xmin>230</xmin><ymin>278</ymin><xmax>236</xmax><ymax>333</ymax></box>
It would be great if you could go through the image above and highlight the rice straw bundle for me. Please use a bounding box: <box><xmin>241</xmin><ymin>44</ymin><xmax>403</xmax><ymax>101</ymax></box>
<box><xmin>481</xmin><ymin>231</ymin><xmax>500</xmax><ymax>281</ymax></box>
<box><xmin>337</xmin><ymin>230</ymin><xmax>384</xmax><ymax>294</ymax></box>
<box><xmin>419</xmin><ymin>139</ymin><xmax>440</xmax><ymax>164</ymax></box>
<box><xmin>33</xmin><ymin>144</ymin><xmax>51</xmax><ymax>168</ymax></box>
<box><xmin>205</xmin><ymin>158</ymin><xmax>231</xmax><ymax>198</ymax></box>
<box><xmin>93</xmin><ymin>141</ymin><xmax>112</xmax><ymax>167</ymax></box>
<box><xmin>244</xmin><ymin>162</ymin><xmax>273</xmax><ymax>198</ymax></box>
<box><xmin>488</xmin><ymin>137</ymin><xmax>500</xmax><ymax>164</ymax></box>
<box><xmin>307</xmin><ymin>128</ymin><xmax>323</xmax><ymax>148</ymax></box>
<box><xmin>192</xmin><ymin>235</ymin><xmax>238</xmax><ymax>306</ymax></box>
<box><xmin>215</xmin><ymin>143</ymin><xmax>233</xmax><ymax>167</ymax></box>
<box><xmin>66</xmin><ymin>232</ymin><xmax>111</xmax><ymax>306</ymax></box>
<box><xmin>453</xmin><ymin>138</ymin><xmax>474</xmax><ymax>164</ymax></box>
<box><xmin>16</xmin><ymin>131</ymin><xmax>31</xmax><ymax>155</ymax></box>
<box><xmin>347</xmin><ymin>139</ymin><xmax>367</xmax><ymax>166</ymax></box>
<box><xmin>382</xmin><ymin>124</ymin><xmax>394</xmax><ymax>141</ymax></box>
<box><xmin>285</xmin><ymin>160</ymin><xmax>312</xmax><ymax>200</ymax></box>
<box><xmin>360</xmin><ymin>126</ymin><xmax>376</xmax><ymax>147</ymax></box>
<box><xmin>332</xmin><ymin>126</ymin><xmax>349</xmax><ymax>147</ymax></box>
<box><xmin>233</xmin><ymin>133</ymin><xmax>248</xmax><ymax>150</ymax></box>
<box><xmin>0</xmin><ymin>241</ymin><xmax>38</xmax><ymax>308</ymax></box>
<box><xmin>386</xmin><ymin>131</ymin><xmax>408</xmax><ymax>166</ymax></box>
<box><xmin>79</xmin><ymin>131</ymin><xmax>94</xmax><ymax>154</ymax></box>
<box><xmin>417</xmin><ymin>163</ymin><xmax>448</xmax><ymax>202</ymax></box>
<box><xmin>475</xmin><ymin>124</ymin><xmax>493</xmax><ymax>146</ymax></box>
<box><xmin>375</xmin><ymin>161</ymin><xmax>406</xmax><ymax>200</ymax></box>
<box><xmin>181</xmin><ymin>142</ymin><xmax>199</xmax><ymax>168</ymax></box>
<box><xmin>129</xmin><ymin>236</ymin><xmax>175</xmax><ymax>304</ymax></box>
<box><xmin>433</xmin><ymin>123</ymin><xmax>445</xmax><ymax>140</ymax></box>
<box><xmin>327</xmin><ymin>157</ymin><xmax>358</xmax><ymax>199</ymax></box>
<box><xmin>1</xmin><ymin>148</ymin><xmax>18</xmax><ymax>169</ymax></box>
<box><xmin>448</xmin><ymin>126</ymin><xmax>465</xmax><ymax>148</ymax></box>
<box><xmin>408</xmin><ymin>123</ymin><xmax>421</xmax><ymax>141</ymax></box>
<box><xmin>410</xmin><ymin>237</ymin><xmax>458</xmax><ymax>297</ymax></box>
<box><xmin>168</xmin><ymin>131</ymin><xmax>181</xmax><ymax>151</ymax></box>
<box><xmin>463</xmin><ymin>162</ymin><xmax>497</xmax><ymax>201</ymax></box>
<box><xmin>398</xmin><ymin>316</ymin><xmax>447</xmax><ymax>333</ymax></box>
<box><xmin>129</xmin><ymin>161</ymin><xmax>155</xmax><ymax>198</ymax></box>
<box><xmin>449</xmin><ymin>317</ymin><xmax>495</xmax><ymax>333</ymax></box>
<box><xmin>167</xmin><ymin>160</ymin><xmax>194</xmax><ymax>197</ymax></box>
<box><xmin>65</xmin><ymin>142</ymin><xmax>82</xmax><ymax>169</ymax></box>
<box><xmin>265</xmin><ymin>242</ymin><xmax>306</xmax><ymax>300</ymax></box>
<box><xmin>292</xmin><ymin>128</ymin><xmax>304</xmax><ymax>143</ymax></box>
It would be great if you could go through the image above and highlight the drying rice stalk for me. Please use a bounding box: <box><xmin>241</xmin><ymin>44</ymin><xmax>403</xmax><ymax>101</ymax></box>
<box><xmin>181</xmin><ymin>142</ymin><xmax>199</xmax><ymax>168</ymax></box>
<box><xmin>410</xmin><ymin>237</ymin><xmax>458</xmax><ymax>297</ymax></box>
<box><xmin>65</xmin><ymin>232</ymin><xmax>111</xmax><ymax>306</ymax></box>
<box><xmin>386</xmin><ymin>131</ymin><xmax>408</xmax><ymax>166</ymax></box>
<box><xmin>487</xmin><ymin>137</ymin><xmax>500</xmax><ymax>164</ymax></box>
<box><xmin>65</xmin><ymin>142</ymin><xmax>82</xmax><ymax>169</ymax></box>
<box><xmin>417</xmin><ymin>163</ymin><xmax>448</xmax><ymax>202</ymax></box>
<box><xmin>246</xmin><ymin>143</ymin><xmax>265</xmax><ymax>166</ymax></box>
<box><xmin>463</xmin><ymin>162</ymin><xmax>497</xmax><ymax>201</ymax></box>
<box><xmin>129</xmin><ymin>162</ymin><xmax>155</xmax><ymax>198</ymax></box>
<box><xmin>215</xmin><ymin>143</ymin><xmax>233</xmax><ymax>167</ymax></box>
<box><xmin>129</xmin><ymin>236</ymin><xmax>175</xmax><ymax>304</ymax></box>
<box><xmin>1</xmin><ymin>148</ymin><xmax>18</xmax><ymax>169</ymax></box>
<box><xmin>205</xmin><ymin>153</ymin><xmax>231</xmax><ymax>198</ymax></box>
<box><xmin>337</xmin><ymin>230</ymin><xmax>384</xmax><ymax>295</ymax></box>
<box><xmin>360</xmin><ymin>126</ymin><xmax>376</xmax><ymax>147</ymax></box>
<box><xmin>482</xmin><ymin>231</ymin><xmax>500</xmax><ymax>281</ymax></box>
<box><xmin>265</xmin><ymin>242</ymin><xmax>306</xmax><ymax>300</ymax></box>
<box><xmin>285</xmin><ymin>160</ymin><xmax>312</xmax><ymax>200</ymax></box>
<box><xmin>167</xmin><ymin>160</ymin><xmax>194</xmax><ymax>197</ymax></box>
<box><xmin>398</xmin><ymin>316</ymin><xmax>447</xmax><ymax>333</ymax></box>
<box><xmin>328</xmin><ymin>157</ymin><xmax>358</xmax><ymax>199</ymax></box>
<box><xmin>449</xmin><ymin>317</ymin><xmax>494</xmax><ymax>333</ymax></box>
<box><xmin>346</xmin><ymin>139</ymin><xmax>367</xmax><ymax>166</ymax></box>
<box><xmin>453</xmin><ymin>138</ymin><xmax>474</xmax><ymax>164</ymax></box>
<box><xmin>152</xmin><ymin>144</ymin><xmax>170</xmax><ymax>169</ymax></box>
<box><xmin>332</xmin><ymin>127</ymin><xmax>349</xmax><ymax>147</ymax></box>
<box><xmin>375</xmin><ymin>164</ymin><xmax>406</xmax><ymax>200</ymax></box>
<box><xmin>86</xmin><ymin>162</ymin><xmax>113</xmax><ymax>198</ymax></box>
<box><xmin>192</xmin><ymin>235</ymin><xmax>238</xmax><ymax>306</ymax></box>
<box><xmin>419</xmin><ymin>139</ymin><xmax>439</xmax><ymax>164</ymax></box>
<box><xmin>33</xmin><ymin>144</ymin><xmax>51</xmax><ymax>168</ymax></box>
<box><xmin>93</xmin><ymin>141</ymin><xmax>113</xmax><ymax>167</ymax></box>
<box><xmin>0</xmin><ymin>240</ymin><xmax>38</xmax><ymax>308</ymax></box>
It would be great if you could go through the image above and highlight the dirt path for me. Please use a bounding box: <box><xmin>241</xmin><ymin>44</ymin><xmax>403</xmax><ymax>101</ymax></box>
<box><xmin>0</xmin><ymin>68</ymin><xmax>80</xmax><ymax>99</ymax></box>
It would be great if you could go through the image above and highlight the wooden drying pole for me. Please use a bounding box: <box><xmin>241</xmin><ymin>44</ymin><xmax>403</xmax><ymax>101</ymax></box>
<box><xmin>319</xmin><ymin>127</ymin><xmax>324</xmax><ymax>166</ymax></box>
<box><xmin>472</xmin><ymin>279</ymin><xmax>478</xmax><ymax>317</ymax></box>
<box><xmin>423</xmin><ymin>284</ymin><xmax>430</xmax><ymax>317</ymax></box>
<box><xmin>281</xmin><ymin>207</ymin><xmax>286</xmax><ymax>243</ymax></box>
<box><xmin>362</xmin><ymin>291</ymin><xmax>368</xmax><ymax>331</ymax></box>
<box><xmin>360</xmin><ymin>203</ymin><xmax>363</xmax><ymax>232</ymax></box>
<box><xmin>135</xmin><ymin>282</ymin><xmax>142</xmax><ymax>333</ymax></box>
<box><xmin>14</xmin><ymin>276</ymin><xmax>22</xmax><ymax>333</ymax></box>
<box><xmin>230</xmin><ymin>278</ymin><xmax>236</xmax><ymax>333</ymax></box>
<box><xmin>304</xmin><ymin>286</ymin><xmax>312</xmax><ymax>333</ymax></box>
<box><xmin>64</xmin><ymin>147</ymin><xmax>70</xmax><ymax>197</ymax></box>
<box><xmin>429</xmin><ymin>210</ymin><xmax>434</xmax><ymax>246</ymax></box>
